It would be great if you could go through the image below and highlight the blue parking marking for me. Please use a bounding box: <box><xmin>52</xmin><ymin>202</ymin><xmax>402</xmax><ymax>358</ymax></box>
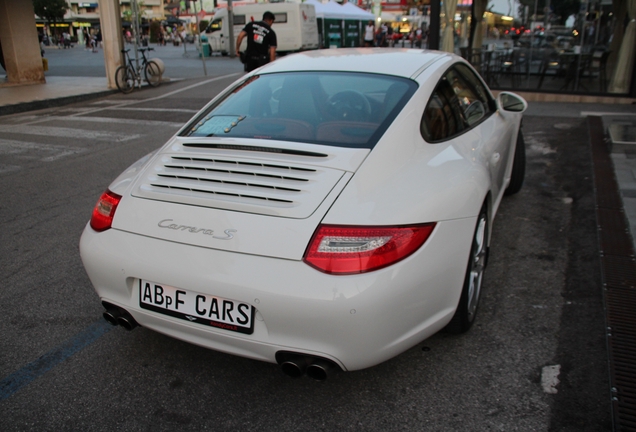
<box><xmin>0</xmin><ymin>320</ymin><xmax>113</xmax><ymax>401</ymax></box>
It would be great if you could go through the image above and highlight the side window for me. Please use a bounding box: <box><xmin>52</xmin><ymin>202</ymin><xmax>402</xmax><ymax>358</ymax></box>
<box><xmin>207</xmin><ymin>19</ymin><xmax>222</xmax><ymax>33</ymax></box>
<box><xmin>454</xmin><ymin>63</ymin><xmax>491</xmax><ymax>110</ymax></box>
<box><xmin>445</xmin><ymin>67</ymin><xmax>486</xmax><ymax>127</ymax></box>
<box><xmin>421</xmin><ymin>77</ymin><xmax>465</xmax><ymax>142</ymax></box>
<box><xmin>455</xmin><ymin>63</ymin><xmax>491</xmax><ymax>126</ymax></box>
<box><xmin>234</xmin><ymin>15</ymin><xmax>246</xmax><ymax>26</ymax></box>
<box><xmin>421</xmin><ymin>63</ymin><xmax>493</xmax><ymax>142</ymax></box>
<box><xmin>274</xmin><ymin>13</ymin><xmax>288</xmax><ymax>24</ymax></box>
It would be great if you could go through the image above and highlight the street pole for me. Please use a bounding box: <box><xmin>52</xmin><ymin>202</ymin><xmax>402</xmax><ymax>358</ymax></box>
<box><xmin>523</xmin><ymin>0</ymin><xmax>538</xmax><ymax>88</ymax></box>
<box><xmin>183</xmin><ymin>2</ymin><xmax>188</xmax><ymax>57</ymax></box>
<box><xmin>429</xmin><ymin>0</ymin><xmax>440</xmax><ymax>50</ymax></box>
<box><xmin>195</xmin><ymin>1</ymin><xmax>207</xmax><ymax>76</ymax></box>
<box><xmin>228</xmin><ymin>0</ymin><xmax>235</xmax><ymax>59</ymax></box>
<box><xmin>132</xmin><ymin>0</ymin><xmax>141</xmax><ymax>86</ymax></box>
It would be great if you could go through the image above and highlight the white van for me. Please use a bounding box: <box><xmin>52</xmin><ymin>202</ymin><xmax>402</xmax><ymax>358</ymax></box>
<box><xmin>205</xmin><ymin>3</ymin><xmax>319</xmax><ymax>55</ymax></box>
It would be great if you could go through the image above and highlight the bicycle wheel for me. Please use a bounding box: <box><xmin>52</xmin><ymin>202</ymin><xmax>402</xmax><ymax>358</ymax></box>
<box><xmin>115</xmin><ymin>65</ymin><xmax>135</xmax><ymax>94</ymax></box>
<box><xmin>144</xmin><ymin>60</ymin><xmax>162</xmax><ymax>87</ymax></box>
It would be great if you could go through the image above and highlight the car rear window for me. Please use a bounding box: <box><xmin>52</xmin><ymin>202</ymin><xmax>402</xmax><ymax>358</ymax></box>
<box><xmin>181</xmin><ymin>72</ymin><xmax>417</xmax><ymax>149</ymax></box>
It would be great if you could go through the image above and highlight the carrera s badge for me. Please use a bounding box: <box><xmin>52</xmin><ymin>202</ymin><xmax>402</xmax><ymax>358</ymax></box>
<box><xmin>158</xmin><ymin>219</ymin><xmax>236</xmax><ymax>240</ymax></box>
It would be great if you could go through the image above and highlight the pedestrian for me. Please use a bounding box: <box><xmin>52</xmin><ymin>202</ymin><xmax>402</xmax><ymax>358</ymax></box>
<box><xmin>61</xmin><ymin>31</ymin><xmax>69</xmax><ymax>48</ymax></box>
<box><xmin>374</xmin><ymin>27</ymin><xmax>385</xmax><ymax>49</ymax></box>
<box><xmin>380</xmin><ymin>23</ymin><xmax>388</xmax><ymax>47</ymax></box>
<box><xmin>236</xmin><ymin>11</ymin><xmax>277</xmax><ymax>72</ymax></box>
<box><xmin>364</xmin><ymin>20</ymin><xmax>375</xmax><ymax>47</ymax></box>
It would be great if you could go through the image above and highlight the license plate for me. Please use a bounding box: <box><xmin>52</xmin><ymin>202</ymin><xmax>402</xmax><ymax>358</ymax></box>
<box><xmin>139</xmin><ymin>280</ymin><xmax>254</xmax><ymax>334</ymax></box>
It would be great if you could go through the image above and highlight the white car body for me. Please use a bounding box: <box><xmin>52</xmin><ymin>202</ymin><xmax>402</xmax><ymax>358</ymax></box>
<box><xmin>80</xmin><ymin>49</ymin><xmax>527</xmax><ymax>375</ymax></box>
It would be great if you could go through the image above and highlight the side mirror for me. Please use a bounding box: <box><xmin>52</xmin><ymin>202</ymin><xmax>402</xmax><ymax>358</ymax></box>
<box><xmin>497</xmin><ymin>91</ymin><xmax>528</xmax><ymax>113</ymax></box>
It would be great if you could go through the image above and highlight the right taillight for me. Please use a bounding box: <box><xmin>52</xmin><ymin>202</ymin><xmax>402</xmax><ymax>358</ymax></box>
<box><xmin>90</xmin><ymin>190</ymin><xmax>121</xmax><ymax>232</ymax></box>
<box><xmin>303</xmin><ymin>223</ymin><xmax>436</xmax><ymax>275</ymax></box>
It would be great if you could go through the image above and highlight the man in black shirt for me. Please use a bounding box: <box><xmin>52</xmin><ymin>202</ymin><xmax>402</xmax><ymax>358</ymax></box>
<box><xmin>236</xmin><ymin>11</ymin><xmax>277</xmax><ymax>72</ymax></box>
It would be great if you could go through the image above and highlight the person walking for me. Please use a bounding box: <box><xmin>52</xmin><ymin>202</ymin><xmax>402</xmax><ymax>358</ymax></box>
<box><xmin>364</xmin><ymin>20</ymin><xmax>375</xmax><ymax>47</ymax></box>
<box><xmin>236</xmin><ymin>11</ymin><xmax>277</xmax><ymax>72</ymax></box>
<box><xmin>374</xmin><ymin>27</ymin><xmax>385</xmax><ymax>49</ymax></box>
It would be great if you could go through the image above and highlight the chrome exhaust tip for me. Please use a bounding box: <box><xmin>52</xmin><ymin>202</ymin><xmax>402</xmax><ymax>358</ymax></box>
<box><xmin>280</xmin><ymin>357</ymin><xmax>309</xmax><ymax>378</ymax></box>
<box><xmin>101</xmin><ymin>302</ymin><xmax>138</xmax><ymax>330</ymax></box>
<box><xmin>116</xmin><ymin>313</ymin><xmax>138</xmax><ymax>331</ymax></box>
<box><xmin>276</xmin><ymin>351</ymin><xmax>340</xmax><ymax>380</ymax></box>
<box><xmin>306</xmin><ymin>360</ymin><xmax>335</xmax><ymax>381</ymax></box>
<box><xmin>103</xmin><ymin>308</ymin><xmax>122</xmax><ymax>326</ymax></box>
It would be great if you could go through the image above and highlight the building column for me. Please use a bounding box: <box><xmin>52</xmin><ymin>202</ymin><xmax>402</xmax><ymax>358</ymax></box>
<box><xmin>98</xmin><ymin>0</ymin><xmax>124</xmax><ymax>89</ymax></box>
<box><xmin>0</xmin><ymin>0</ymin><xmax>45</xmax><ymax>84</ymax></box>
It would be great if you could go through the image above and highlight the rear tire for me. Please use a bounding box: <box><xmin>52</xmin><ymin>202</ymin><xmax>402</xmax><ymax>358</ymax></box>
<box><xmin>505</xmin><ymin>129</ymin><xmax>525</xmax><ymax>196</ymax></box>
<box><xmin>446</xmin><ymin>203</ymin><xmax>488</xmax><ymax>334</ymax></box>
<box><xmin>144</xmin><ymin>60</ymin><xmax>162</xmax><ymax>87</ymax></box>
<box><xmin>115</xmin><ymin>65</ymin><xmax>135</xmax><ymax>94</ymax></box>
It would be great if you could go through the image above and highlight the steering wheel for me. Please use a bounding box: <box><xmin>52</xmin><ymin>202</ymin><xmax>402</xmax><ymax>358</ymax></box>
<box><xmin>327</xmin><ymin>90</ymin><xmax>372</xmax><ymax>122</ymax></box>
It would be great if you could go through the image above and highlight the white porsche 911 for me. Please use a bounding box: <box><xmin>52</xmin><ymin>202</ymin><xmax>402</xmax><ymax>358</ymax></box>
<box><xmin>80</xmin><ymin>49</ymin><xmax>527</xmax><ymax>380</ymax></box>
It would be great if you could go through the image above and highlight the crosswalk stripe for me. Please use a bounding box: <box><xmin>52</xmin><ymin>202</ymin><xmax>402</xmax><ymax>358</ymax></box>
<box><xmin>0</xmin><ymin>138</ymin><xmax>87</xmax><ymax>161</ymax></box>
<box><xmin>40</xmin><ymin>115</ymin><xmax>184</xmax><ymax>128</ymax></box>
<box><xmin>0</xmin><ymin>125</ymin><xmax>140</xmax><ymax>142</ymax></box>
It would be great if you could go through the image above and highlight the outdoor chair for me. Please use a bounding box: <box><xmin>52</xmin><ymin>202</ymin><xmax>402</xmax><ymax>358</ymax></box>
<box><xmin>537</xmin><ymin>49</ymin><xmax>563</xmax><ymax>90</ymax></box>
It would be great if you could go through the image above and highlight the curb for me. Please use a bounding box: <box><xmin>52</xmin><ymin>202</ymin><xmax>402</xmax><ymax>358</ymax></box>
<box><xmin>0</xmin><ymin>77</ymin><xmax>180</xmax><ymax>117</ymax></box>
<box><xmin>0</xmin><ymin>89</ymin><xmax>118</xmax><ymax>117</ymax></box>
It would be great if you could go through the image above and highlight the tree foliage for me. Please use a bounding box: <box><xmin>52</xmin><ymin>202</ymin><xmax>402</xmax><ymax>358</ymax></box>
<box><xmin>32</xmin><ymin>0</ymin><xmax>68</xmax><ymax>22</ymax></box>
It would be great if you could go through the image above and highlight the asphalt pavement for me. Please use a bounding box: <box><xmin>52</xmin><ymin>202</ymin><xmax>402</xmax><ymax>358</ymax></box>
<box><xmin>2</xmin><ymin>43</ymin><xmax>636</xmax><ymax>430</ymax></box>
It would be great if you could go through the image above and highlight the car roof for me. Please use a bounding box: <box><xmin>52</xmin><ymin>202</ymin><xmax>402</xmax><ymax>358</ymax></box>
<box><xmin>257</xmin><ymin>48</ymin><xmax>456</xmax><ymax>79</ymax></box>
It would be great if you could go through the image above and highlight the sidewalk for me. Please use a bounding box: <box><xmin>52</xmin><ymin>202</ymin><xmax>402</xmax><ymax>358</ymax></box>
<box><xmin>0</xmin><ymin>76</ymin><xmax>114</xmax><ymax>116</ymax></box>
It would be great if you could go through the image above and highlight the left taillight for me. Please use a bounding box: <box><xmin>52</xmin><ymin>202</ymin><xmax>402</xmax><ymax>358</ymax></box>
<box><xmin>90</xmin><ymin>190</ymin><xmax>122</xmax><ymax>232</ymax></box>
<box><xmin>303</xmin><ymin>223</ymin><xmax>436</xmax><ymax>275</ymax></box>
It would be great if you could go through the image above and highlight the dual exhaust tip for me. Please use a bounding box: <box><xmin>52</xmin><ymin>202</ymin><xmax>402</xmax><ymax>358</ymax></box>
<box><xmin>277</xmin><ymin>352</ymin><xmax>339</xmax><ymax>381</ymax></box>
<box><xmin>102</xmin><ymin>302</ymin><xmax>138</xmax><ymax>331</ymax></box>
<box><xmin>101</xmin><ymin>306</ymin><xmax>337</xmax><ymax>380</ymax></box>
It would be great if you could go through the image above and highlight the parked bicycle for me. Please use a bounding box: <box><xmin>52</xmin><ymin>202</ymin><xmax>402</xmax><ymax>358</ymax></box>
<box><xmin>115</xmin><ymin>47</ymin><xmax>162</xmax><ymax>94</ymax></box>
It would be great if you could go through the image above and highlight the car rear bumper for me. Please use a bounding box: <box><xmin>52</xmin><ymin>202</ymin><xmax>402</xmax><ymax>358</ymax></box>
<box><xmin>79</xmin><ymin>217</ymin><xmax>474</xmax><ymax>371</ymax></box>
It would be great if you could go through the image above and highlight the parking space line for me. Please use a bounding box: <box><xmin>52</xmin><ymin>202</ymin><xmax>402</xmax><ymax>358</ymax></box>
<box><xmin>0</xmin><ymin>320</ymin><xmax>113</xmax><ymax>401</ymax></box>
<box><xmin>70</xmin><ymin>73</ymin><xmax>241</xmax><ymax>117</ymax></box>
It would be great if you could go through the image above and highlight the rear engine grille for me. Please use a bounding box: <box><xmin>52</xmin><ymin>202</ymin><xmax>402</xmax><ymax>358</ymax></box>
<box><xmin>132</xmin><ymin>153</ymin><xmax>346</xmax><ymax>218</ymax></box>
<box><xmin>153</xmin><ymin>156</ymin><xmax>315</xmax><ymax>203</ymax></box>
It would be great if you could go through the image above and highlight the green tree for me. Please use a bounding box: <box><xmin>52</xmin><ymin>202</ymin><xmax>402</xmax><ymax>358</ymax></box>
<box><xmin>32</xmin><ymin>0</ymin><xmax>68</xmax><ymax>42</ymax></box>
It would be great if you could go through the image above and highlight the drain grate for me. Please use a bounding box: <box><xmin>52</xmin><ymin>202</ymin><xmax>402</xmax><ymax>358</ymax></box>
<box><xmin>590</xmin><ymin>116</ymin><xmax>636</xmax><ymax>432</ymax></box>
